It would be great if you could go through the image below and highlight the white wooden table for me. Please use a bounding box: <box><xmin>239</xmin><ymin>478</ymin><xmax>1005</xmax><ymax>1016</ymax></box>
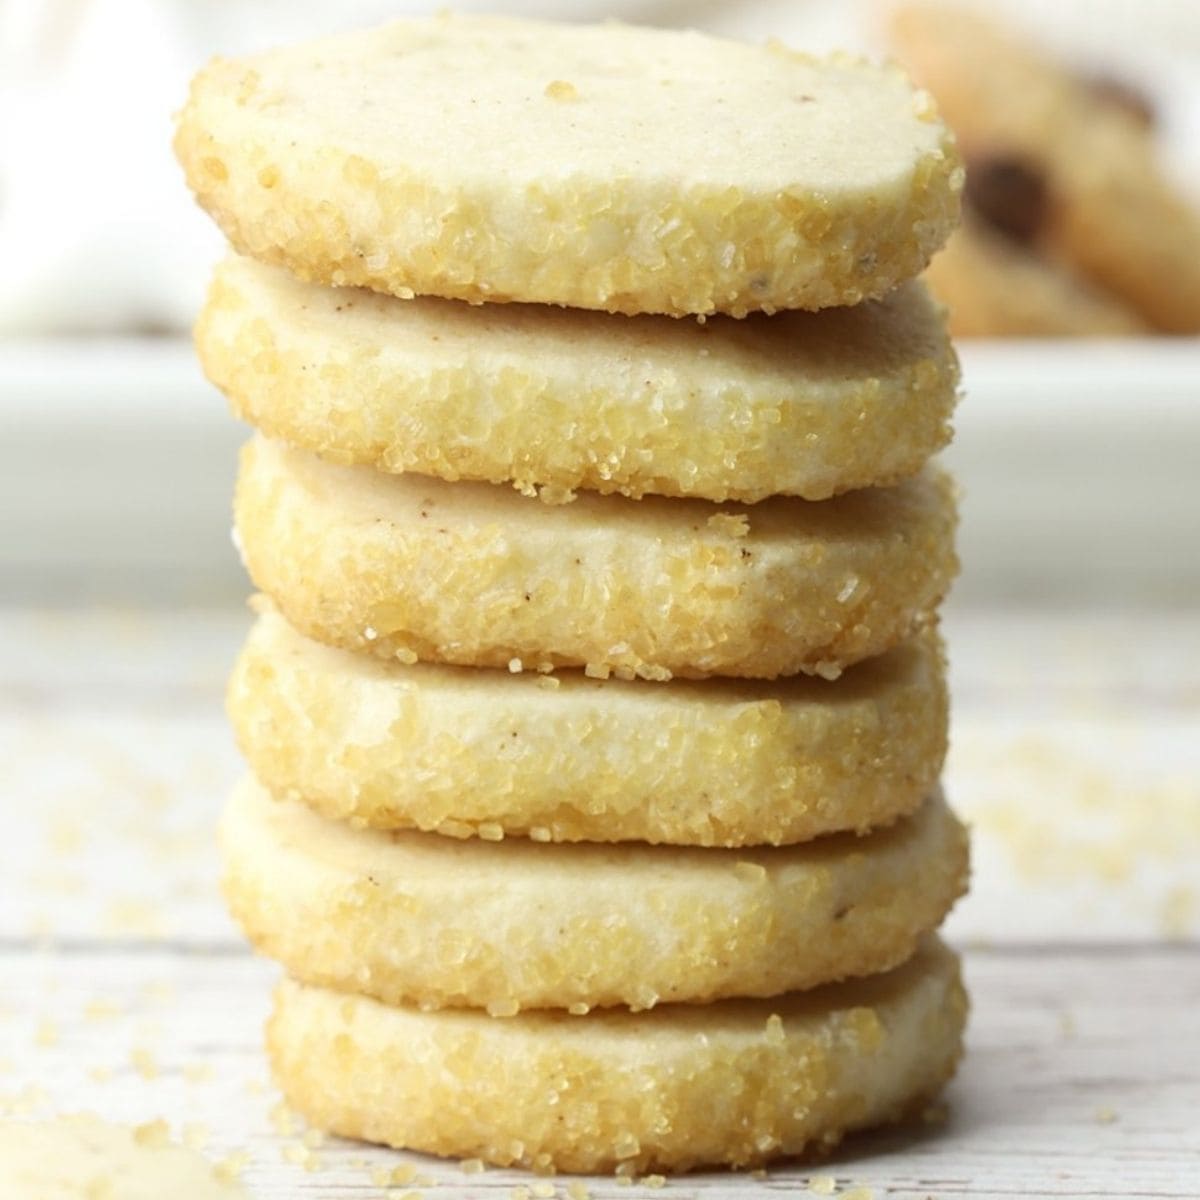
<box><xmin>2</xmin><ymin>603</ymin><xmax>1198</xmax><ymax>1198</ymax></box>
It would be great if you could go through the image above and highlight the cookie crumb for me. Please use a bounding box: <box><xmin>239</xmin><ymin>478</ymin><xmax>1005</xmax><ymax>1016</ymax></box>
<box><xmin>374</xmin><ymin>1163</ymin><xmax>418</xmax><ymax>1186</ymax></box>
<box><xmin>183</xmin><ymin>1123</ymin><xmax>210</xmax><ymax>1149</ymax></box>
<box><xmin>130</xmin><ymin>1046</ymin><xmax>159</xmax><ymax>1079</ymax></box>
<box><xmin>215</xmin><ymin>1150</ymin><xmax>250</xmax><ymax>1182</ymax></box>
<box><xmin>269</xmin><ymin>1100</ymin><xmax>299</xmax><ymax>1136</ymax></box>
<box><xmin>84</xmin><ymin>998</ymin><xmax>121</xmax><ymax>1021</ymax></box>
<box><xmin>538</xmin><ymin>483</ymin><xmax>577</xmax><ymax>504</ymax></box>
<box><xmin>707</xmin><ymin>512</ymin><xmax>749</xmax><ymax>538</ymax></box>
<box><xmin>132</xmin><ymin>1120</ymin><xmax>169</xmax><ymax>1149</ymax></box>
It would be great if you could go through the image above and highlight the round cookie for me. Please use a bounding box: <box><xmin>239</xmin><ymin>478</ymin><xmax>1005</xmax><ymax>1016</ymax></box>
<box><xmin>888</xmin><ymin>4</ymin><xmax>1200</xmax><ymax>333</ymax></box>
<box><xmin>234</xmin><ymin>437</ymin><xmax>959</xmax><ymax>681</ymax></box>
<box><xmin>199</xmin><ymin>255</ymin><xmax>959</xmax><ymax>503</ymax></box>
<box><xmin>174</xmin><ymin>13</ymin><xmax>963</xmax><ymax>317</ymax></box>
<box><xmin>220</xmin><ymin>776</ymin><xmax>968</xmax><ymax>1013</ymax></box>
<box><xmin>926</xmin><ymin>217</ymin><xmax>1146</xmax><ymax>337</ymax></box>
<box><xmin>230</xmin><ymin>608</ymin><xmax>948</xmax><ymax>846</ymax></box>
<box><xmin>267</xmin><ymin>938</ymin><xmax>967</xmax><ymax>1173</ymax></box>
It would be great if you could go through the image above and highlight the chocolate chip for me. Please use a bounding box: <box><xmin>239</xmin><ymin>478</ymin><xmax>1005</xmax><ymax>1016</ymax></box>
<box><xmin>964</xmin><ymin>155</ymin><xmax>1047</xmax><ymax>244</ymax></box>
<box><xmin>1082</xmin><ymin>72</ymin><xmax>1156</xmax><ymax>129</ymax></box>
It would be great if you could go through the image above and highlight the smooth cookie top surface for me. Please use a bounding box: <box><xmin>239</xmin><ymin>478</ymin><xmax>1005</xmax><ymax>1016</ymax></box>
<box><xmin>234</xmin><ymin>436</ymin><xmax>959</xmax><ymax>680</ymax></box>
<box><xmin>201</xmin><ymin>255</ymin><xmax>959</xmax><ymax>502</ymax></box>
<box><xmin>230</xmin><ymin>609</ymin><xmax>947</xmax><ymax>845</ymax></box>
<box><xmin>176</xmin><ymin>14</ymin><xmax>962</xmax><ymax>315</ymax></box>
<box><xmin>222</xmin><ymin>774</ymin><xmax>968</xmax><ymax>1011</ymax></box>
<box><xmin>269</xmin><ymin>938</ymin><xmax>966</xmax><ymax>1172</ymax></box>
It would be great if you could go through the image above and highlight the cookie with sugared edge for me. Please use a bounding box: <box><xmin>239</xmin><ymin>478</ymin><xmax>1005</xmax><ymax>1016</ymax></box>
<box><xmin>199</xmin><ymin>255</ymin><xmax>959</xmax><ymax>503</ymax></box>
<box><xmin>233</xmin><ymin>437</ymin><xmax>959</xmax><ymax>682</ymax></box>
<box><xmin>175</xmin><ymin>13</ymin><xmax>962</xmax><ymax>316</ymax></box>
<box><xmin>221</xmin><ymin>776</ymin><xmax>969</xmax><ymax>1014</ymax></box>
<box><xmin>229</xmin><ymin>608</ymin><xmax>948</xmax><ymax>846</ymax></box>
<box><xmin>266</xmin><ymin>937</ymin><xmax>967</xmax><ymax>1172</ymax></box>
<box><xmin>888</xmin><ymin>3</ymin><xmax>1200</xmax><ymax>333</ymax></box>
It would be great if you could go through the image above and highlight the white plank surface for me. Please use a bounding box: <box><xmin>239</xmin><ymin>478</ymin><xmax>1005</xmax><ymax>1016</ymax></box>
<box><xmin>2</xmin><ymin>603</ymin><xmax>1198</xmax><ymax>1197</ymax></box>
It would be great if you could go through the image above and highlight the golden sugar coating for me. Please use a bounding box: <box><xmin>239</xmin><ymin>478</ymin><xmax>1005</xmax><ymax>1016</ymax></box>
<box><xmin>230</xmin><ymin>609</ymin><xmax>948</xmax><ymax>846</ymax></box>
<box><xmin>889</xmin><ymin>4</ymin><xmax>1200</xmax><ymax>333</ymax></box>
<box><xmin>174</xmin><ymin>14</ymin><xmax>962</xmax><ymax>317</ymax></box>
<box><xmin>233</xmin><ymin>437</ymin><xmax>959</xmax><ymax>681</ymax></box>
<box><xmin>925</xmin><ymin>217</ymin><xmax>1147</xmax><ymax>337</ymax></box>
<box><xmin>199</xmin><ymin>255</ymin><xmax>959</xmax><ymax>503</ymax></box>
<box><xmin>221</xmin><ymin>776</ymin><xmax>968</xmax><ymax>1012</ymax></box>
<box><xmin>267</xmin><ymin>938</ymin><xmax>967</xmax><ymax>1172</ymax></box>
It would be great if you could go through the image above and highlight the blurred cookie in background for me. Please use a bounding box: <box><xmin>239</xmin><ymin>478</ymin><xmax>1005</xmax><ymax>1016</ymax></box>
<box><xmin>887</xmin><ymin>3</ymin><xmax>1200</xmax><ymax>335</ymax></box>
<box><xmin>924</xmin><ymin>213</ymin><xmax>1147</xmax><ymax>339</ymax></box>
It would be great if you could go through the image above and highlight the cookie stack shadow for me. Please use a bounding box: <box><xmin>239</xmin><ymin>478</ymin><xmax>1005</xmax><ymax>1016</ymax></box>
<box><xmin>176</xmin><ymin>13</ymin><xmax>971</xmax><ymax>1176</ymax></box>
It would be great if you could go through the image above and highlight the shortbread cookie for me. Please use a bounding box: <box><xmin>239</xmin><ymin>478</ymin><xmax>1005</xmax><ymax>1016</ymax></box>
<box><xmin>175</xmin><ymin>14</ymin><xmax>962</xmax><ymax>317</ymax></box>
<box><xmin>221</xmin><ymin>776</ymin><xmax>968</xmax><ymax>1013</ymax></box>
<box><xmin>888</xmin><ymin>4</ymin><xmax>1200</xmax><ymax>333</ymax></box>
<box><xmin>234</xmin><ymin>437</ymin><xmax>958</xmax><ymax>680</ymax></box>
<box><xmin>199</xmin><ymin>256</ymin><xmax>959</xmax><ymax>503</ymax></box>
<box><xmin>268</xmin><ymin>937</ymin><xmax>966</xmax><ymax>1172</ymax></box>
<box><xmin>230</xmin><ymin>609</ymin><xmax>947</xmax><ymax>845</ymax></box>
<box><xmin>926</xmin><ymin>217</ymin><xmax>1146</xmax><ymax>337</ymax></box>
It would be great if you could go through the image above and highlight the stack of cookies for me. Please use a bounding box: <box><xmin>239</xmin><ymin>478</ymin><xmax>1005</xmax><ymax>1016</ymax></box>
<box><xmin>176</xmin><ymin>14</ymin><xmax>970</xmax><ymax>1175</ymax></box>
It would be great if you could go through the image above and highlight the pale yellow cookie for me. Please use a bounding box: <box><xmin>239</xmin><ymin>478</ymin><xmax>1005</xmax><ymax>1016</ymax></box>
<box><xmin>268</xmin><ymin>937</ymin><xmax>966</xmax><ymax>1172</ymax></box>
<box><xmin>174</xmin><ymin>14</ymin><xmax>962</xmax><ymax>317</ymax></box>
<box><xmin>926</xmin><ymin>218</ymin><xmax>1147</xmax><ymax>337</ymax></box>
<box><xmin>199</xmin><ymin>255</ymin><xmax>959</xmax><ymax>503</ymax></box>
<box><xmin>234</xmin><ymin>437</ymin><xmax>958</xmax><ymax>681</ymax></box>
<box><xmin>230</xmin><ymin>608</ymin><xmax>948</xmax><ymax>846</ymax></box>
<box><xmin>221</xmin><ymin>776</ymin><xmax>968</xmax><ymax>1013</ymax></box>
<box><xmin>888</xmin><ymin>3</ymin><xmax>1200</xmax><ymax>333</ymax></box>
